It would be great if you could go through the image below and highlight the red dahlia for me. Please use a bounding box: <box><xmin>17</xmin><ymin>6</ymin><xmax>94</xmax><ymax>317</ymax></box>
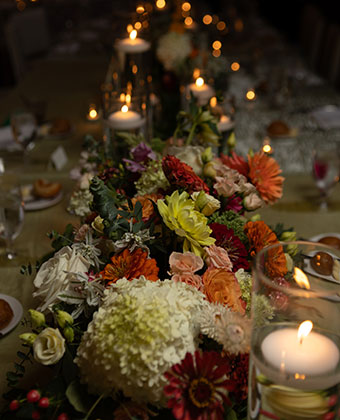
<box><xmin>162</xmin><ymin>155</ymin><xmax>210</xmax><ymax>194</ymax></box>
<box><xmin>164</xmin><ymin>351</ymin><xmax>235</xmax><ymax>420</ymax></box>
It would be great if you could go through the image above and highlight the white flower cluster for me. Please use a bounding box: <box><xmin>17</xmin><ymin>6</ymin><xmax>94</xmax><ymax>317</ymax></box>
<box><xmin>156</xmin><ymin>31</ymin><xmax>192</xmax><ymax>72</ymax></box>
<box><xmin>75</xmin><ymin>276</ymin><xmax>207</xmax><ymax>405</ymax></box>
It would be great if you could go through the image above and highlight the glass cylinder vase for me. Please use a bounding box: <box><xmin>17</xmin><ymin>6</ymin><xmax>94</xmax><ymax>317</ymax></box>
<box><xmin>248</xmin><ymin>240</ymin><xmax>340</xmax><ymax>420</ymax></box>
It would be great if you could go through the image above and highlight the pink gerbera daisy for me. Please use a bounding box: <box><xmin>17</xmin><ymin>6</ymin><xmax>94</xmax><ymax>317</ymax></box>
<box><xmin>164</xmin><ymin>351</ymin><xmax>235</xmax><ymax>420</ymax></box>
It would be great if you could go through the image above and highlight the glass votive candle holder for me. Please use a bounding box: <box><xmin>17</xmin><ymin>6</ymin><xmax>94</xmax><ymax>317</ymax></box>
<box><xmin>248</xmin><ymin>240</ymin><xmax>340</xmax><ymax>420</ymax></box>
<box><xmin>183</xmin><ymin>69</ymin><xmax>215</xmax><ymax>107</ymax></box>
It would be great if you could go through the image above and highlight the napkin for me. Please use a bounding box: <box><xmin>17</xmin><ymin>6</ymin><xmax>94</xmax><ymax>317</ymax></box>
<box><xmin>310</xmin><ymin>105</ymin><xmax>340</xmax><ymax>130</ymax></box>
<box><xmin>0</xmin><ymin>126</ymin><xmax>21</xmax><ymax>151</ymax></box>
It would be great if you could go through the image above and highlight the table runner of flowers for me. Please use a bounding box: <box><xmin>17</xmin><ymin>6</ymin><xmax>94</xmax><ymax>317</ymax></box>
<box><xmin>1</xmin><ymin>102</ymin><xmax>296</xmax><ymax>420</ymax></box>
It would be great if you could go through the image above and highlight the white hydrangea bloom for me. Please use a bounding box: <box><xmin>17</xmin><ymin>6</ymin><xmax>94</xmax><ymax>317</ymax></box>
<box><xmin>156</xmin><ymin>32</ymin><xmax>192</xmax><ymax>72</ymax></box>
<box><xmin>75</xmin><ymin>276</ymin><xmax>207</xmax><ymax>405</ymax></box>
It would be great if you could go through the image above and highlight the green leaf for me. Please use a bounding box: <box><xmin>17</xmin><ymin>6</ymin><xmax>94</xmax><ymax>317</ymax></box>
<box><xmin>14</xmin><ymin>363</ymin><xmax>25</xmax><ymax>373</ymax></box>
<box><xmin>66</xmin><ymin>380</ymin><xmax>92</xmax><ymax>414</ymax></box>
<box><xmin>6</xmin><ymin>371</ymin><xmax>18</xmax><ymax>381</ymax></box>
<box><xmin>133</xmin><ymin>200</ymin><xmax>143</xmax><ymax>221</ymax></box>
<box><xmin>90</xmin><ymin>177</ymin><xmax>119</xmax><ymax>223</ymax></box>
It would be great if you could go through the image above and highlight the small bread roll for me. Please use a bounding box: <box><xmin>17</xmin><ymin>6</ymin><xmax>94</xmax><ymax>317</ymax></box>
<box><xmin>310</xmin><ymin>252</ymin><xmax>334</xmax><ymax>276</ymax></box>
<box><xmin>267</xmin><ymin>120</ymin><xmax>290</xmax><ymax>137</ymax></box>
<box><xmin>33</xmin><ymin>179</ymin><xmax>62</xmax><ymax>198</ymax></box>
<box><xmin>318</xmin><ymin>236</ymin><xmax>340</xmax><ymax>250</ymax></box>
<box><xmin>0</xmin><ymin>299</ymin><xmax>14</xmax><ymax>330</ymax></box>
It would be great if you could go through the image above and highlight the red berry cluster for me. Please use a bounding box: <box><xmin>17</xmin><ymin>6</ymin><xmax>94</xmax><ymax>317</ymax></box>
<box><xmin>9</xmin><ymin>389</ymin><xmax>69</xmax><ymax>420</ymax></box>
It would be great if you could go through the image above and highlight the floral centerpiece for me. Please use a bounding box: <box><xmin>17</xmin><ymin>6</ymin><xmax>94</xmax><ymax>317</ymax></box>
<box><xmin>1</xmin><ymin>103</ymin><xmax>295</xmax><ymax>420</ymax></box>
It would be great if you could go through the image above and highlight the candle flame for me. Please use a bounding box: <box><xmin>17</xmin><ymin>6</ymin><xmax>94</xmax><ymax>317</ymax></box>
<box><xmin>121</xmin><ymin>105</ymin><xmax>129</xmax><ymax>113</ymax></box>
<box><xmin>125</xmin><ymin>94</ymin><xmax>131</xmax><ymax>105</ymax></box>
<box><xmin>120</xmin><ymin>93</ymin><xmax>126</xmax><ymax>102</ymax></box>
<box><xmin>196</xmin><ymin>77</ymin><xmax>204</xmax><ymax>87</ymax></box>
<box><xmin>210</xmin><ymin>96</ymin><xmax>217</xmax><ymax>107</ymax></box>
<box><xmin>89</xmin><ymin>109</ymin><xmax>97</xmax><ymax>119</ymax></box>
<box><xmin>297</xmin><ymin>320</ymin><xmax>313</xmax><ymax>344</ymax></box>
<box><xmin>193</xmin><ymin>68</ymin><xmax>200</xmax><ymax>79</ymax></box>
<box><xmin>294</xmin><ymin>267</ymin><xmax>310</xmax><ymax>289</ymax></box>
<box><xmin>130</xmin><ymin>30</ymin><xmax>137</xmax><ymax>40</ymax></box>
<box><xmin>263</xmin><ymin>144</ymin><xmax>272</xmax><ymax>153</ymax></box>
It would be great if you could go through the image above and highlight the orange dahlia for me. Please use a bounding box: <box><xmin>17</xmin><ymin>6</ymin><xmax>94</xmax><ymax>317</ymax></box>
<box><xmin>244</xmin><ymin>220</ymin><xmax>287</xmax><ymax>278</ymax></box>
<box><xmin>131</xmin><ymin>194</ymin><xmax>162</xmax><ymax>221</ymax></box>
<box><xmin>248</xmin><ymin>151</ymin><xmax>284</xmax><ymax>204</ymax></box>
<box><xmin>100</xmin><ymin>248</ymin><xmax>159</xmax><ymax>285</ymax></box>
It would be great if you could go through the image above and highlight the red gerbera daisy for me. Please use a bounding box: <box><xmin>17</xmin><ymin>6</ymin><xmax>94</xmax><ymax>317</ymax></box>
<box><xmin>209</xmin><ymin>223</ymin><xmax>249</xmax><ymax>271</ymax></box>
<box><xmin>164</xmin><ymin>351</ymin><xmax>235</xmax><ymax>420</ymax></box>
<box><xmin>219</xmin><ymin>151</ymin><xmax>249</xmax><ymax>177</ymax></box>
<box><xmin>162</xmin><ymin>155</ymin><xmax>210</xmax><ymax>194</ymax></box>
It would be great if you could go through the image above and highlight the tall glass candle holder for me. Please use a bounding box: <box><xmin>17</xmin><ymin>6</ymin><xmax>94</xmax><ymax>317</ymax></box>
<box><xmin>114</xmin><ymin>29</ymin><xmax>151</xmax><ymax>95</ymax></box>
<box><xmin>249</xmin><ymin>240</ymin><xmax>340</xmax><ymax>420</ymax></box>
<box><xmin>103</xmin><ymin>91</ymin><xmax>148</xmax><ymax>157</ymax></box>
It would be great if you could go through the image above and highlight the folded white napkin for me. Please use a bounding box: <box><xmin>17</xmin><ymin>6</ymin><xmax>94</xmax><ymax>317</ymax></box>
<box><xmin>0</xmin><ymin>126</ymin><xmax>21</xmax><ymax>151</ymax></box>
<box><xmin>310</xmin><ymin>105</ymin><xmax>340</xmax><ymax>130</ymax></box>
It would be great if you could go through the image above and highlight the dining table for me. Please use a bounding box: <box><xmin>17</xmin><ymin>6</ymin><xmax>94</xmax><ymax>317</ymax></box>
<box><xmin>1</xmin><ymin>8</ymin><xmax>340</xmax><ymax>411</ymax></box>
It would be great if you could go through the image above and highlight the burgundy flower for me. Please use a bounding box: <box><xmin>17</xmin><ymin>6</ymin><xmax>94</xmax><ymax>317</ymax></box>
<box><xmin>162</xmin><ymin>155</ymin><xmax>210</xmax><ymax>194</ymax></box>
<box><xmin>164</xmin><ymin>351</ymin><xmax>235</xmax><ymax>420</ymax></box>
<box><xmin>228</xmin><ymin>353</ymin><xmax>250</xmax><ymax>402</ymax></box>
<box><xmin>224</xmin><ymin>194</ymin><xmax>243</xmax><ymax>213</ymax></box>
<box><xmin>209</xmin><ymin>223</ymin><xmax>249</xmax><ymax>271</ymax></box>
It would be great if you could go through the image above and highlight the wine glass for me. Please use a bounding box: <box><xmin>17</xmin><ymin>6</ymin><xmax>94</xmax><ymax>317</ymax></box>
<box><xmin>312</xmin><ymin>145</ymin><xmax>340</xmax><ymax>211</ymax></box>
<box><xmin>0</xmin><ymin>178</ymin><xmax>25</xmax><ymax>261</ymax></box>
<box><xmin>10</xmin><ymin>112</ymin><xmax>37</xmax><ymax>163</ymax></box>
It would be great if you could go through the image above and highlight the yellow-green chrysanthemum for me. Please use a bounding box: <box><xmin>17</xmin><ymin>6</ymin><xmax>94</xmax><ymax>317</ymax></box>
<box><xmin>157</xmin><ymin>190</ymin><xmax>215</xmax><ymax>256</ymax></box>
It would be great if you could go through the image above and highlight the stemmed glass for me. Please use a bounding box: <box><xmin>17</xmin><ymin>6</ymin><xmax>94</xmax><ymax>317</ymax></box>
<box><xmin>312</xmin><ymin>145</ymin><xmax>340</xmax><ymax>211</ymax></box>
<box><xmin>10</xmin><ymin>112</ymin><xmax>37</xmax><ymax>163</ymax></box>
<box><xmin>0</xmin><ymin>177</ymin><xmax>25</xmax><ymax>261</ymax></box>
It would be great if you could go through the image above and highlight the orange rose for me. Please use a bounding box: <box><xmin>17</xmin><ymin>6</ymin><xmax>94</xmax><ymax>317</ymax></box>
<box><xmin>202</xmin><ymin>267</ymin><xmax>245</xmax><ymax>314</ymax></box>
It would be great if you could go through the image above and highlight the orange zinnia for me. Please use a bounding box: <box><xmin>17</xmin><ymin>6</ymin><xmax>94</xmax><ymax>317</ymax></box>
<box><xmin>248</xmin><ymin>151</ymin><xmax>284</xmax><ymax>205</ymax></box>
<box><xmin>100</xmin><ymin>248</ymin><xmax>159</xmax><ymax>285</ymax></box>
<box><xmin>202</xmin><ymin>267</ymin><xmax>245</xmax><ymax>314</ymax></box>
<box><xmin>244</xmin><ymin>220</ymin><xmax>287</xmax><ymax>278</ymax></box>
<box><xmin>131</xmin><ymin>194</ymin><xmax>162</xmax><ymax>221</ymax></box>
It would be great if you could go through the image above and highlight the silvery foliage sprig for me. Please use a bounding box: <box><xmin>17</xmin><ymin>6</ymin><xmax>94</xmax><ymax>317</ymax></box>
<box><xmin>72</xmin><ymin>230</ymin><xmax>103</xmax><ymax>269</ymax></box>
<box><xmin>58</xmin><ymin>271</ymin><xmax>105</xmax><ymax>319</ymax></box>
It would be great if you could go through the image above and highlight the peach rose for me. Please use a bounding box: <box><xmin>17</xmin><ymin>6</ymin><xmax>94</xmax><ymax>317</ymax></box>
<box><xmin>169</xmin><ymin>251</ymin><xmax>204</xmax><ymax>274</ymax></box>
<box><xmin>205</xmin><ymin>245</ymin><xmax>233</xmax><ymax>271</ymax></box>
<box><xmin>172</xmin><ymin>273</ymin><xmax>203</xmax><ymax>291</ymax></box>
<box><xmin>202</xmin><ymin>267</ymin><xmax>245</xmax><ymax>314</ymax></box>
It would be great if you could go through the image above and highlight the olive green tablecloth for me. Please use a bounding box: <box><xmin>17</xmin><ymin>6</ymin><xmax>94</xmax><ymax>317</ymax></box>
<box><xmin>1</xmin><ymin>56</ymin><xmax>340</xmax><ymax>405</ymax></box>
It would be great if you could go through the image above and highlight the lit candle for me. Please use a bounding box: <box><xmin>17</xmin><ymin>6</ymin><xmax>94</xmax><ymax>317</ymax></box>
<box><xmin>115</xmin><ymin>29</ymin><xmax>150</xmax><ymax>54</ymax></box>
<box><xmin>261</xmin><ymin>321</ymin><xmax>339</xmax><ymax>380</ymax></box>
<box><xmin>187</xmin><ymin>77</ymin><xmax>214</xmax><ymax>105</ymax></box>
<box><xmin>217</xmin><ymin>115</ymin><xmax>234</xmax><ymax>132</ymax></box>
<box><xmin>107</xmin><ymin>104</ymin><xmax>144</xmax><ymax>130</ymax></box>
<box><xmin>87</xmin><ymin>104</ymin><xmax>100</xmax><ymax>121</ymax></box>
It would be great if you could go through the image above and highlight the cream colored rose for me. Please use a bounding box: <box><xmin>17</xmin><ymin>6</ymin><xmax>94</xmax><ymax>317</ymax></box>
<box><xmin>33</xmin><ymin>327</ymin><xmax>65</xmax><ymax>365</ymax></box>
<box><xmin>33</xmin><ymin>246</ymin><xmax>90</xmax><ymax>312</ymax></box>
<box><xmin>167</xmin><ymin>145</ymin><xmax>204</xmax><ymax>175</ymax></box>
<box><xmin>243</xmin><ymin>192</ymin><xmax>264</xmax><ymax>211</ymax></box>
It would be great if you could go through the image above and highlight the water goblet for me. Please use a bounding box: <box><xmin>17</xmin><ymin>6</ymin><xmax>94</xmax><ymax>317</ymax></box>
<box><xmin>312</xmin><ymin>145</ymin><xmax>340</xmax><ymax>211</ymax></box>
<box><xmin>0</xmin><ymin>179</ymin><xmax>25</xmax><ymax>261</ymax></box>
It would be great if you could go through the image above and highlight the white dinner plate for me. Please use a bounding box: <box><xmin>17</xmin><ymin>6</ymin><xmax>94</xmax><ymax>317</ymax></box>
<box><xmin>22</xmin><ymin>184</ymin><xmax>63</xmax><ymax>211</ymax></box>
<box><xmin>0</xmin><ymin>294</ymin><xmax>23</xmax><ymax>337</ymax></box>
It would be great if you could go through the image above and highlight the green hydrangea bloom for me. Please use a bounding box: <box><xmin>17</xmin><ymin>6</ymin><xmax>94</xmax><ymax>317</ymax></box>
<box><xmin>135</xmin><ymin>160</ymin><xmax>169</xmax><ymax>195</ymax></box>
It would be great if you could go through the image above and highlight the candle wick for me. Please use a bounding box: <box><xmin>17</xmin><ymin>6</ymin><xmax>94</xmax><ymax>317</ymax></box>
<box><xmin>299</xmin><ymin>337</ymin><xmax>303</xmax><ymax>345</ymax></box>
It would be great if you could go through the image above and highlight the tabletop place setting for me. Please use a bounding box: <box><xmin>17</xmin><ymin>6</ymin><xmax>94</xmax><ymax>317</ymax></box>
<box><xmin>1</xmin><ymin>1</ymin><xmax>340</xmax><ymax>420</ymax></box>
